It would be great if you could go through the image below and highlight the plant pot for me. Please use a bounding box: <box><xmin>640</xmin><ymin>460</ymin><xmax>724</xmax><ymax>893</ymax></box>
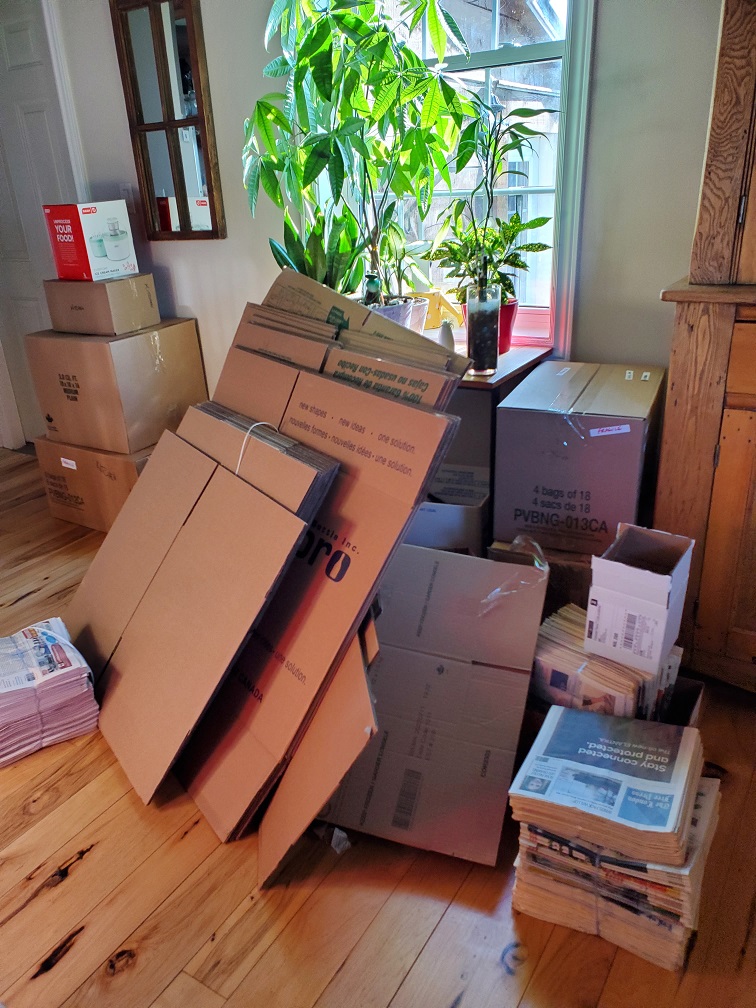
<box><xmin>407</xmin><ymin>296</ymin><xmax>429</xmax><ymax>333</ymax></box>
<box><xmin>367</xmin><ymin>298</ymin><xmax>413</xmax><ymax>329</ymax></box>
<box><xmin>462</xmin><ymin>298</ymin><xmax>518</xmax><ymax>354</ymax></box>
<box><xmin>498</xmin><ymin>299</ymin><xmax>518</xmax><ymax>353</ymax></box>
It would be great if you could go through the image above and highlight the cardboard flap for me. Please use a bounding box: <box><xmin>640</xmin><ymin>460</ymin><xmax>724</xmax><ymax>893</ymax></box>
<box><xmin>257</xmin><ymin>634</ymin><xmax>377</xmax><ymax>887</ymax></box>
<box><xmin>575</xmin><ymin>365</ymin><xmax>665</xmax><ymax>419</ymax></box>
<box><xmin>64</xmin><ymin>431</ymin><xmax>216</xmax><ymax>679</ymax></box>
<box><xmin>212</xmin><ymin>345</ymin><xmax>299</xmax><ymax>426</ymax></box>
<box><xmin>497</xmin><ymin>362</ymin><xmax>599</xmax><ymax>413</ymax></box>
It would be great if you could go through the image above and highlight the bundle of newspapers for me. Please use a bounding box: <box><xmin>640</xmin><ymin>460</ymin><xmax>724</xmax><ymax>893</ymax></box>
<box><xmin>530</xmin><ymin>604</ymin><xmax>683</xmax><ymax>720</ymax></box>
<box><xmin>0</xmin><ymin>618</ymin><xmax>98</xmax><ymax>766</ymax></box>
<box><xmin>509</xmin><ymin>706</ymin><xmax>717</xmax><ymax>971</ymax></box>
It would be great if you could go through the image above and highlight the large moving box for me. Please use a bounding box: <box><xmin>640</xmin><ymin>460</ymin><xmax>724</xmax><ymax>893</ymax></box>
<box><xmin>319</xmin><ymin>544</ymin><xmax>549</xmax><ymax>865</ymax></box>
<box><xmin>34</xmin><ymin>436</ymin><xmax>152</xmax><ymax>532</ymax></box>
<box><xmin>43</xmin><ymin>274</ymin><xmax>160</xmax><ymax>336</ymax></box>
<box><xmin>25</xmin><ymin>318</ymin><xmax>207</xmax><ymax>453</ymax></box>
<box><xmin>494</xmin><ymin>362</ymin><xmax>665</xmax><ymax>554</ymax></box>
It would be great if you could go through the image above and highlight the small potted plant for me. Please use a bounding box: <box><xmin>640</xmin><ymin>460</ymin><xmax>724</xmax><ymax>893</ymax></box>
<box><xmin>426</xmin><ymin>97</ymin><xmax>553</xmax><ymax>353</ymax></box>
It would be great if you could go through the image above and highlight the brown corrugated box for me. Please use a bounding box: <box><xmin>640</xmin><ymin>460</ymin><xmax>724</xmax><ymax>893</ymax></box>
<box><xmin>34</xmin><ymin>435</ymin><xmax>152</xmax><ymax>532</ymax></box>
<box><xmin>494</xmin><ymin>362</ymin><xmax>665</xmax><ymax>554</ymax></box>
<box><xmin>43</xmin><ymin>274</ymin><xmax>160</xmax><ymax>335</ymax></box>
<box><xmin>25</xmin><ymin>318</ymin><xmax>207</xmax><ymax>454</ymax></box>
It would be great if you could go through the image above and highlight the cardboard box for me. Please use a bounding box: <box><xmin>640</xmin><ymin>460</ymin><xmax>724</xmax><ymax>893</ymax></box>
<box><xmin>488</xmin><ymin>539</ymin><xmax>592</xmax><ymax>618</ymax></box>
<box><xmin>43</xmin><ymin>200</ymin><xmax>138</xmax><ymax>281</ymax></box>
<box><xmin>25</xmin><ymin>318</ymin><xmax>207</xmax><ymax>454</ymax></box>
<box><xmin>584</xmin><ymin>523</ymin><xmax>695</xmax><ymax>674</ymax></box>
<box><xmin>35</xmin><ymin>436</ymin><xmax>152</xmax><ymax>532</ymax></box>
<box><xmin>493</xmin><ymin>362</ymin><xmax>665</xmax><ymax>553</ymax></box>
<box><xmin>319</xmin><ymin>544</ymin><xmax>548</xmax><ymax>865</ymax></box>
<box><xmin>64</xmin><ymin>426</ymin><xmax>324</xmax><ymax>804</ymax></box>
<box><xmin>374</xmin><ymin>543</ymin><xmax>549</xmax><ymax>673</ymax></box>
<box><xmin>43</xmin><ymin>274</ymin><xmax>160</xmax><ymax>335</ymax></box>
<box><xmin>404</xmin><ymin>464</ymin><xmax>490</xmax><ymax>556</ymax></box>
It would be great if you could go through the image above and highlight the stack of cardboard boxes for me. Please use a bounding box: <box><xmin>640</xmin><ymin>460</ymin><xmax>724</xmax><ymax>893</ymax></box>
<box><xmin>26</xmin><ymin>200</ymin><xmax>207</xmax><ymax>532</ymax></box>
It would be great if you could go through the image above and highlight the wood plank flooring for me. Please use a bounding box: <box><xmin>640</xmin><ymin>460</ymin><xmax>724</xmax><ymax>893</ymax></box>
<box><xmin>1</xmin><ymin>446</ymin><xmax>755</xmax><ymax>1008</ymax></box>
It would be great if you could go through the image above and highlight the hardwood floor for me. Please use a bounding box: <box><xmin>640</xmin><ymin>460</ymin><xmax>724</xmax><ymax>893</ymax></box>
<box><xmin>1</xmin><ymin>446</ymin><xmax>755</xmax><ymax>1008</ymax></box>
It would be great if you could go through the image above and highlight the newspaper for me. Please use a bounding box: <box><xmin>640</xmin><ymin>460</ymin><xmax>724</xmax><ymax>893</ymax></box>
<box><xmin>510</xmin><ymin>705</ymin><xmax>702</xmax><ymax>835</ymax></box>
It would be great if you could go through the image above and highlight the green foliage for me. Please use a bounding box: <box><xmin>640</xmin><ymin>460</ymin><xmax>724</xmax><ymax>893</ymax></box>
<box><xmin>427</xmin><ymin>97</ymin><xmax>554</xmax><ymax>302</ymax></box>
<box><xmin>245</xmin><ymin>0</ymin><xmax>473</xmax><ymax>296</ymax></box>
<box><xmin>428</xmin><ymin>212</ymin><xmax>551</xmax><ymax>302</ymax></box>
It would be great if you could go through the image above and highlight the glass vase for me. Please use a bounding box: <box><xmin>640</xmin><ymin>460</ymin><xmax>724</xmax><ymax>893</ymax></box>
<box><xmin>466</xmin><ymin>284</ymin><xmax>501</xmax><ymax>374</ymax></box>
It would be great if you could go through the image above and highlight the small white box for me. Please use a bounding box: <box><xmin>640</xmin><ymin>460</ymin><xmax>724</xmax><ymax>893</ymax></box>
<box><xmin>584</xmin><ymin>523</ymin><xmax>694</xmax><ymax>674</ymax></box>
<box><xmin>404</xmin><ymin>464</ymin><xmax>489</xmax><ymax>556</ymax></box>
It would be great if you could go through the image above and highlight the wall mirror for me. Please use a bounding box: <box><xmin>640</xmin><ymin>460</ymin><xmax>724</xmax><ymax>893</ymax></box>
<box><xmin>109</xmin><ymin>0</ymin><xmax>226</xmax><ymax>239</ymax></box>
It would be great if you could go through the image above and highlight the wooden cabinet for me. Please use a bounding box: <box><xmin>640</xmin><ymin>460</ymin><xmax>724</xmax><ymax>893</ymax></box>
<box><xmin>689</xmin><ymin>0</ymin><xmax>756</xmax><ymax>285</ymax></box>
<box><xmin>655</xmin><ymin>286</ymin><xmax>756</xmax><ymax>690</ymax></box>
<box><xmin>655</xmin><ymin>0</ymin><xmax>756</xmax><ymax>690</ymax></box>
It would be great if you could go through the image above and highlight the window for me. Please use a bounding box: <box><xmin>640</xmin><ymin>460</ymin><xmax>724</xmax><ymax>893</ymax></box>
<box><xmin>388</xmin><ymin>0</ymin><xmax>593</xmax><ymax>354</ymax></box>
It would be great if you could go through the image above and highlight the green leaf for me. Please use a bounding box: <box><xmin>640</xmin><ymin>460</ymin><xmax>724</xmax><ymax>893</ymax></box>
<box><xmin>439</xmin><ymin>4</ymin><xmax>469</xmax><ymax>58</ymax></box>
<box><xmin>299</xmin><ymin>18</ymin><xmax>331</xmax><ymax>62</ymax></box>
<box><xmin>265</xmin><ymin>0</ymin><xmax>291</xmax><ymax>49</ymax></box>
<box><xmin>260</xmin><ymin>162</ymin><xmax>284</xmax><ymax>207</ymax></box>
<box><xmin>426</xmin><ymin>0</ymin><xmax>446</xmax><ymax>62</ymax></box>
<box><xmin>328</xmin><ymin>143</ymin><xmax>345</xmax><ymax>201</ymax></box>
<box><xmin>262</xmin><ymin>55</ymin><xmax>292</xmax><ymax>78</ymax></box>
<box><xmin>269</xmin><ymin>239</ymin><xmax>298</xmax><ymax>271</ymax></box>
<box><xmin>302</xmin><ymin>138</ymin><xmax>331</xmax><ymax>188</ymax></box>
<box><xmin>282</xmin><ymin>212</ymin><xmax>308</xmax><ymax>271</ymax></box>
<box><xmin>420</xmin><ymin>78</ymin><xmax>442</xmax><ymax>130</ymax></box>
<box><xmin>371</xmin><ymin>78</ymin><xmax>400</xmax><ymax>121</ymax></box>
<box><xmin>243</xmin><ymin>158</ymin><xmax>261</xmax><ymax>216</ymax></box>
<box><xmin>311</xmin><ymin>44</ymin><xmax>334</xmax><ymax>101</ymax></box>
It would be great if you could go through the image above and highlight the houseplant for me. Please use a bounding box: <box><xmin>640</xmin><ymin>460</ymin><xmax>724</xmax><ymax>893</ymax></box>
<box><xmin>426</xmin><ymin>96</ymin><xmax>553</xmax><ymax>352</ymax></box>
<box><xmin>243</xmin><ymin>0</ymin><xmax>473</xmax><ymax>316</ymax></box>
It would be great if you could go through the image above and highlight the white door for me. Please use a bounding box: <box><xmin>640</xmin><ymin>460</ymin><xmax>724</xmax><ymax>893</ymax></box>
<box><xmin>0</xmin><ymin>0</ymin><xmax>78</xmax><ymax>447</ymax></box>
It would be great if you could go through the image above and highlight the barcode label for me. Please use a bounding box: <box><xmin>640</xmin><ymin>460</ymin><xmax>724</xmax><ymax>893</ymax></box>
<box><xmin>391</xmin><ymin>769</ymin><xmax>422</xmax><ymax>830</ymax></box>
<box><xmin>622</xmin><ymin>614</ymin><xmax>637</xmax><ymax>650</ymax></box>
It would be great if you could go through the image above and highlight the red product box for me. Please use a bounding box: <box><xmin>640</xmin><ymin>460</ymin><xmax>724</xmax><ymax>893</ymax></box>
<box><xmin>43</xmin><ymin>200</ymin><xmax>138</xmax><ymax>281</ymax></box>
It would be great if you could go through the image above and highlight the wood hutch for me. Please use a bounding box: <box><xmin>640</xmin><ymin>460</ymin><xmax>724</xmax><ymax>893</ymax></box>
<box><xmin>654</xmin><ymin>0</ymin><xmax>756</xmax><ymax>690</ymax></box>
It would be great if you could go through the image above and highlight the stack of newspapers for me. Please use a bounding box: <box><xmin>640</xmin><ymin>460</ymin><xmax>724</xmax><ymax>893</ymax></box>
<box><xmin>530</xmin><ymin>604</ymin><xmax>683</xmax><ymax>720</ymax></box>
<box><xmin>509</xmin><ymin>706</ymin><xmax>718</xmax><ymax>971</ymax></box>
<box><xmin>0</xmin><ymin>618</ymin><xmax>98</xmax><ymax>766</ymax></box>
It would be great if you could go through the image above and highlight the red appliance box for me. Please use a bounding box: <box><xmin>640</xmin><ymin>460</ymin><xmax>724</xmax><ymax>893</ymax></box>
<box><xmin>43</xmin><ymin>200</ymin><xmax>138</xmax><ymax>281</ymax></box>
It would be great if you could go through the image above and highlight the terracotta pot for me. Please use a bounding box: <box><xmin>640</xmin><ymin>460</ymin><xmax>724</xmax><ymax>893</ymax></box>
<box><xmin>462</xmin><ymin>298</ymin><xmax>518</xmax><ymax>354</ymax></box>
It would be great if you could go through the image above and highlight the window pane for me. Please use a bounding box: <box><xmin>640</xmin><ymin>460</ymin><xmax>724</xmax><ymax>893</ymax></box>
<box><xmin>441</xmin><ymin>0</ymin><xmax>566</xmax><ymax>56</ymax></box>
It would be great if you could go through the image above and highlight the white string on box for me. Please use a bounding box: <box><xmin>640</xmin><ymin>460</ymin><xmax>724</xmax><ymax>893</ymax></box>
<box><xmin>235</xmin><ymin>421</ymin><xmax>281</xmax><ymax>476</ymax></box>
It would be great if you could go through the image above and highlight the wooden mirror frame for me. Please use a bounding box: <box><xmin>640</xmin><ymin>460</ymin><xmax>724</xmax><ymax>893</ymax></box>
<box><xmin>109</xmin><ymin>0</ymin><xmax>226</xmax><ymax>240</ymax></box>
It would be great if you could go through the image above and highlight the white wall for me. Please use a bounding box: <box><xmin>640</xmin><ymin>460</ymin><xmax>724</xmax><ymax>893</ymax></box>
<box><xmin>52</xmin><ymin>0</ymin><xmax>723</xmax><ymax>380</ymax></box>
<box><xmin>571</xmin><ymin>0</ymin><xmax>721</xmax><ymax>366</ymax></box>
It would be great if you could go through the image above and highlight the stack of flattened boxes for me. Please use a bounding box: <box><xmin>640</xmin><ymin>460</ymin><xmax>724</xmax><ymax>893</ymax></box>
<box><xmin>25</xmin><ymin>201</ymin><xmax>207</xmax><ymax>532</ymax></box>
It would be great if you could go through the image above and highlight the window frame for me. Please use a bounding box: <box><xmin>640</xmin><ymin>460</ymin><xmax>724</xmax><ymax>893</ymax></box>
<box><xmin>419</xmin><ymin>1</ymin><xmax>594</xmax><ymax>357</ymax></box>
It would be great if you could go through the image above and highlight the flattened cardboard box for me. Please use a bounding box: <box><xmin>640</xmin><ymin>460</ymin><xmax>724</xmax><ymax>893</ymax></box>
<box><xmin>177</xmin><ymin>350</ymin><xmax>459</xmax><ymax>842</ymax></box>
<box><xmin>25</xmin><ymin>318</ymin><xmax>207</xmax><ymax>454</ymax></box>
<box><xmin>43</xmin><ymin>274</ymin><xmax>160</xmax><ymax>335</ymax></box>
<box><xmin>64</xmin><ymin>416</ymin><xmax>340</xmax><ymax>804</ymax></box>
<box><xmin>584</xmin><ymin>523</ymin><xmax>694</xmax><ymax>674</ymax></box>
<box><xmin>494</xmin><ymin>362</ymin><xmax>665</xmax><ymax>553</ymax></box>
<box><xmin>35</xmin><ymin>435</ymin><xmax>152</xmax><ymax>532</ymax></box>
